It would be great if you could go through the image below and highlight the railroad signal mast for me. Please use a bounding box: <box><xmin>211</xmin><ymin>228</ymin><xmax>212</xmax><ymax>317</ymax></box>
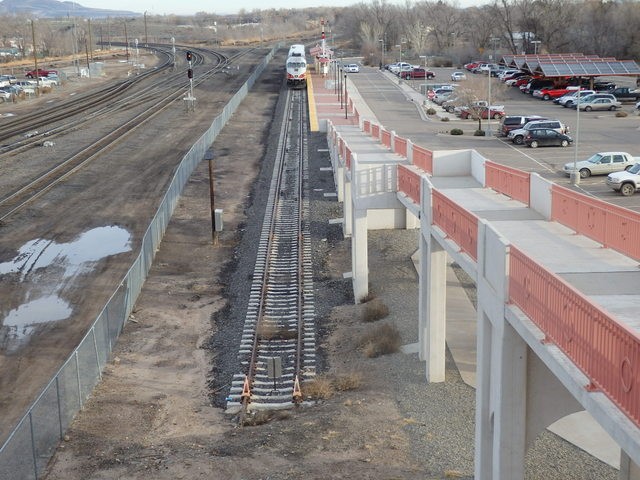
<box><xmin>184</xmin><ymin>50</ymin><xmax>196</xmax><ymax>112</ymax></box>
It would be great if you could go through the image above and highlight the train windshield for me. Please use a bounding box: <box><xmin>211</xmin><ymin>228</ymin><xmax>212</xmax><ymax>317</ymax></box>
<box><xmin>287</xmin><ymin>61</ymin><xmax>306</xmax><ymax>69</ymax></box>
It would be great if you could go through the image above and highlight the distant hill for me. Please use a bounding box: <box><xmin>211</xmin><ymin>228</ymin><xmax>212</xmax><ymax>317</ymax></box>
<box><xmin>0</xmin><ymin>0</ymin><xmax>140</xmax><ymax>18</ymax></box>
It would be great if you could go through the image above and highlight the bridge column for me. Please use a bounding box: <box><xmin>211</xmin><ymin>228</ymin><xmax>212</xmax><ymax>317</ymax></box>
<box><xmin>419</xmin><ymin>232</ymin><xmax>446</xmax><ymax>382</ymax></box>
<box><xmin>620</xmin><ymin>451</ymin><xmax>640</xmax><ymax>480</ymax></box>
<box><xmin>351</xmin><ymin>205</ymin><xmax>368</xmax><ymax>302</ymax></box>
<box><xmin>343</xmin><ymin>172</ymin><xmax>352</xmax><ymax>237</ymax></box>
<box><xmin>475</xmin><ymin>222</ymin><xmax>527</xmax><ymax>480</ymax></box>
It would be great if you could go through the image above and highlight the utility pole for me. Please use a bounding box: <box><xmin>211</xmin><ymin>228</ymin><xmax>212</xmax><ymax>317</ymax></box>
<box><xmin>143</xmin><ymin>11</ymin><xmax>148</xmax><ymax>45</ymax></box>
<box><xmin>87</xmin><ymin>18</ymin><xmax>93</xmax><ymax>62</ymax></box>
<box><xmin>124</xmin><ymin>21</ymin><xmax>129</xmax><ymax>63</ymax></box>
<box><xmin>30</xmin><ymin>19</ymin><xmax>40</xmax><ymax>96</ymax></box>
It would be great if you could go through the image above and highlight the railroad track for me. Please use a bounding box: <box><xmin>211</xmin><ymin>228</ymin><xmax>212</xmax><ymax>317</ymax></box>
<box><xmin>226</xmin><ymin>88</ymin><xmax>316</xmax><ymax>414</ymax></box>
<box><xmin>0</xmin><ymin>47</ymin><xmax>254</xmax><ymax>221</ymax></box>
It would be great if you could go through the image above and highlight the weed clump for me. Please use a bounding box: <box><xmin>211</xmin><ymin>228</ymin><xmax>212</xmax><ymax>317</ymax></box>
<box><xmin>359</xmin><ymin>323</ymin><xmax>402</xmax><ymax>358</ymax></box>
<box><xmin>450</xmin><ymin>128</ymin><xmax>463</xmax><ymax>135</ymax></box>
<box><xmin>360</xmin><ymin>298</ymin><xmax>390</xmax><ymax>322</ymax></box>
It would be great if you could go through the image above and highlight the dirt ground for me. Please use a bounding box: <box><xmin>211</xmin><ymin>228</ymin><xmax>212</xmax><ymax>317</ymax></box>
<box><xmin>38</xmin><ymin>55</ymin><xmax>448</xmax><ymax>480</ymax></box>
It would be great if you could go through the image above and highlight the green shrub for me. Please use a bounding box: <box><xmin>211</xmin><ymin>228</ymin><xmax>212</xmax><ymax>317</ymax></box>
<box><xmin>426</xmin><ymin>107</ymin><xmax>436</xmax><ymax>115</ymax></box>
<box><xmin>450</xmin><ymin>128</ymin><xmax>463</xmax><ymax>135</ymax></box>
<box><xmin>441</xmin><ymin>117</ymin><xmax>450</xmax><ymax>122</ymax></box>
<box><xmin>474</xmin><ymin>129</ymin><xmax>486</xmax><ymax>136</ymax></box>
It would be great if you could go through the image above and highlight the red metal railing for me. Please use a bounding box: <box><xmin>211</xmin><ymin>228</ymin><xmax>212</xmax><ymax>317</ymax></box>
<box><xmin>509</xmin><ymin>245</ymin><xmax>640</xmax><ymax>428</ymax></box>
<box><xmin>395</xmin><ymin>136</ymin><xmax>408</xmax><ymax>158</ymax></box>
<box><xmin>363</xmin><ymin>120</ymin><xmax>371</xmax><ymax>134</ymax></box>
<box><xmin>552</xmin><ymin>185</ymin><xmax>640</xmax><ymax>261</ymax></box>
<box><xmin>345</xmin><ymin>146</ymin><xmax>352</xmax><ymax>169</ymax></box>
<box><xmin>431</xmin><ymin>190</ymin><xmax>478</xmax><ymax>260</ymax></box>
<box><xmin>413</xmin><ymin>145</ymin><xmax>433</xmax><ymax>173</ymax></box>
<box><xmin>381</xmin><ymin>129</ymin><xmax>391</xmax><ymax>149</ymax></box>
<box><xmin>485</xmin><ymin>161</ymin><xmax>531</xmax><ymax>205</ymax></box>
<box><xmin>371</xmin><ymin>124</ymin><xmax>380</xmax><ymax>139</ymax></box>
<box><xmin>397</xmin><ymin>165</ymin><xmax>421</xmax><ymax>204</ymax></box>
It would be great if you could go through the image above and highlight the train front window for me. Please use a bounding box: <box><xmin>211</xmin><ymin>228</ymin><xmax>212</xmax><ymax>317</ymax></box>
<box><xmin>288</xmin><ymin>61</ymin><xmax>305</xmax><ymax>69</ymax></box>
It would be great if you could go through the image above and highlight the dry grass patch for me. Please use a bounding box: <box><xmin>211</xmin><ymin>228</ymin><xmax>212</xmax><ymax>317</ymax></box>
<box><xmin>332</xmin><ymin>371</ymin><xmax>363</xmax><ymax>391</ymax></box>
<box><xmin>302</xmin><ymin>375</ymin><xmax>335</xmax><ymax>400</ymax></box>
<box><xmin>359</xmin><ymin>323</ymin><xmax>402</xmax><ymax>358</ymax></box>
<box><xmin>616</xmin><ymin>110</ymin><xmax>628</xmax><ymax>117</ymax></box>
<box><xmin>360</xmin><ymin>298</ymin><xmax>390</xmax><ymax>323</ymax></box>
<box><xmin>243</xmin><ymin>410</ymin><xmax>291</xmax><ymax>426</ymax></box>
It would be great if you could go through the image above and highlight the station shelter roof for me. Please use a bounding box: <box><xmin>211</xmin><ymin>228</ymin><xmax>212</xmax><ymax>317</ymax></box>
<box><xmin>499</xmin><ymin>54</ymin><xmax>640</xmax><ymax>78</ymax></box>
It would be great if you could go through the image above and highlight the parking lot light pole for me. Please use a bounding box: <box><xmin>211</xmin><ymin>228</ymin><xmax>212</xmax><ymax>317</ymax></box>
<box><xmin>487</xmin><ymin>37</ymin><xmax>500</xmax><ymax>136</ymax></box>
<box><xmin>379</xmin><ymin>38</ymin><xmax>384</xmax><ymax>68</ymax></box>
<box><xmin>571</xmin><ymin>89</ymin><xmax>581</xmax><ymax>185</ymax></box>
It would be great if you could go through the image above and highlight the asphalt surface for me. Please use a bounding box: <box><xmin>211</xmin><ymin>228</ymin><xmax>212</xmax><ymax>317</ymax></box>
<box><xmin>346</xmin><ymin>64</ymin><xmax>640</xmax><ymax>213</ymax></box>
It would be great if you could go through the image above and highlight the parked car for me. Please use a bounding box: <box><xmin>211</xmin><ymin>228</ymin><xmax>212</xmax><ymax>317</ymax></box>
<box><xmin>636</xmin><ymin>100</ymin><xmax>640</xmax><ymax>111</ymax></box>
<box><xmin>500</xmin><ymin>115</ymin><xmax>546</xmax><ymax>136</ymax></box>
<box><xmin>0</xmin><ymin>89</ymin><xmax>11</xmax><ymax>102</ymax></box>
<box><xmin>433</xmin><ymin>90</ymin><xmax>453</xmax><ymax>104</ymax></box>
<box><xmin>344</xmin><ymin>64</ymin><xmax>360</xmax><ymax>73</ymax></box>
<box><xmin>25</xmin><ymin>69</ymin><xmax>57</xmax><ymax>78</ymax></box>
<box><xmin>450</xmin><ymin>71</ymin><xmax>466</xmax><ymax>81</ymax></box>
<box><xmin>568</xmin><ymin>93</ymin><xmax>616</xmax><ymax>108</ymax></box>
<box><xmin>508</xmin><ymin>119</ymin><xmax>568</xmax><ymax>145</ymax></box>
<box><xmin>610</xmin><ymin>87</ymin><xmax>640</xmax><ymax>102</ymax></box>
<box><xmin>607</xmin><ymin>162</ymin><xmax>640</xmax><ymax>196</ymax></box>
<box><xmin>555</xmin><ymin>90</ymin><xmax>595</xmax><ymax>106</ymax></box>
<box><xmin>563</xmin><ymin>152</ymin><xmax>639</xmax><ymax>178</ymax></box>
<box><xmin>498</xmin><ymin>69</ymin><xmax>520</xmax><ymax>80</ymax></box>
<box><xmin>459</xmin><ymin>105</ymin><xmax>505</xmax><ymax>120</ymax></box>
<box><xmin>524</xmin><ymin>129</ymin><xmax>573</xmax><ymax>148</ymax></box>
<box><xmin>577</xmin><ymin>97</ymin><xmax>622</xmax><ymax>111</ymax></box>
<box><xmin>389</xmin><ymin>62</ymin><xmax>413</xmax><ymax>74</ymax></box>
<box><xmin>534</xmin><ymin>86</ymin><xmax>580</xmax><ymax>101</ymax></box>
<box><xmin>510</xmin><ymin>76</ymin><xmax>532</xmax><ymax>88</ymax></box>
<box><xmin>401</xmin><ymin>67</ymin><xmax>434</xmax><ymax>79</ymax></box>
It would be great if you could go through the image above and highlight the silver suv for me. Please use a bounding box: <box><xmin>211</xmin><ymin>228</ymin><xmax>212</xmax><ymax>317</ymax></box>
<box><xmin>508</xmin><ymin>119</ymin><xmax>568</xmax><ymax>145</ymax></box>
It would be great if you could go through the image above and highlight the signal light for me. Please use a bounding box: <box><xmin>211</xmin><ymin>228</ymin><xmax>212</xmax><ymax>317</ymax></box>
<box><xmin>186</xmin><ymin>50</ymin><xmax>193</xmax><ymax>62</ymax></box>
<box><xmin>187</xmin><ymin>68</ymin><xmax>193</xmax><ymax>79</ymax></box>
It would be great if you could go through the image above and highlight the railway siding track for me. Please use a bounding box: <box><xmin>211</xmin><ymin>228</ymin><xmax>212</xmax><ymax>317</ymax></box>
<box><xmin>226</xmin><ymin>88</ymin><xmax>316</xmax><ymax>412</ymax></box>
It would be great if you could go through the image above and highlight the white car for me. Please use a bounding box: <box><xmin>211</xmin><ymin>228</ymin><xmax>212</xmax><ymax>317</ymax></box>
<box><xmin>450</xmin><ymin>71</ymin><xmax>466</xmax><ymax>81</ymax></box>
<box><xmin>344</xmin><ymin>64</ymin><xmax>360</xmax><ymax>73</ymax></box>
<box><xmin>635</xmin><ymin>100</ymin><xmax>639</xmax><ymax>111</ymax></box>
<box><xmin>563</xmin><ymin>152</ymin><xmax>639</xmax><ymax>178</ymax></box>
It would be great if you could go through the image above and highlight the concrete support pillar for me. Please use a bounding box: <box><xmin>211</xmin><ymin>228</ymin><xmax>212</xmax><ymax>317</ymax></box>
<box><xmin>343</xmin><ymin>177</ymin><xmax>352</xmax><ymax>237</ymax></box>
<box><xmin>475</xmin><ymin>223</ymin><xmax>527</xmax><ymax>480</ymax></box>
<box><xmin>336</xmin><ymin>164</ymin><xmax>344</xmax><ymax>202</ymax></box>
<box><xmin>620</xmin><ymin>451</ymin><xmax>640</xmax><ymax>480</ymax></box>
<box><xmin>351</xmin><ymin>206</ymin><xmax>368</xmax><ymax>302</ymax></box>
<box><xmin>391</xmin><ymin>130</ymin><xmax>396</xmax><ymax>153</ymax></box>
<box><xmin>422</xmin><ymin>235</ymin><xmax>446</xmax><ymax>382</ymax></box>
<box><xmin>407</xmin><ymin>139</ymin><xmax>414</xmax><ymax>164</ymax></box>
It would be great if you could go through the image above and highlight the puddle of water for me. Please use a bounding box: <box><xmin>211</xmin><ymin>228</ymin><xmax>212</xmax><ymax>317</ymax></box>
<box><xmin>3</xmin><ymin>294</ymin><xmax>72</xmax><ymax>340</ymax></box>
<box><xmin>0</xmin><ymin>225</ymin><xmax>132</xmax><ymax>347</ymax></box>
<box><xmin>0</xmin><ymin>225</ymin><xmax>132</xmax><ymax>278</ymax></box>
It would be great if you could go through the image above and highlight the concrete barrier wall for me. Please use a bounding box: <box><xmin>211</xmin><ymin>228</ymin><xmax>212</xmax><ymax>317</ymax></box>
<box><xmin>529</xmin><ymin>173</ymin><xmax>553</xmax><ymax>220</ymax></box>
<box><xmin>432</xmin><ymin>150</ymin><xmax>472</xmax><ymax>177</ymax></box>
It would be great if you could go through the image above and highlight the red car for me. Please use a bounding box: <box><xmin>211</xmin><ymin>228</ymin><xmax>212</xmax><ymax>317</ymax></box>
<box><xmin>400</xmin><ymin>68</ymin><xmax>435</xmax><ymax>80</ymax></box>
<box><xmin>534</xmin><ymin>86</ymin><xmax>580</xmax><ymax>100</ymax></box>
<box><xmin>25</xmin><ymin>69</ymin><xmax>58</xmax><ymax>78</ymax></box>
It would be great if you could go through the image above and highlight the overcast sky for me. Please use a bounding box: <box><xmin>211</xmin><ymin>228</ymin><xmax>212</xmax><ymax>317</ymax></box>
<box><xmin>75</xmin><ymin>0</ymin><xmax>467</xmax><ymax>16</ymax></box>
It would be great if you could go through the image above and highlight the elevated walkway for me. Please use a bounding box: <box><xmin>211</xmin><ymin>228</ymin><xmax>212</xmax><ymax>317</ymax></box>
<box><xmin>307</xmin><ymin>68</ymin><xmax>640</xmax><ymax>479</ymax></box>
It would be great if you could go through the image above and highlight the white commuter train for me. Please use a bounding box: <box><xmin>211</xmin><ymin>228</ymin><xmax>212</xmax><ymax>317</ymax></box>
<box><xmin>286</xmin><ymin>44</ymin><xmax>307</xmax><ymax>88</ymax></box>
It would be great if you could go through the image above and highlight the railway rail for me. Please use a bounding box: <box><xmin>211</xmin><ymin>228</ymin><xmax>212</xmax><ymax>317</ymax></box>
<box><xmin>226</xmin><ymin>88</ymin><xmax>316</xmax><ymax>414</ymax></box>
<box><xmin>0</xmin><ymin>47</ymin><xmax>254</xmax><ymax>221</ymax></box>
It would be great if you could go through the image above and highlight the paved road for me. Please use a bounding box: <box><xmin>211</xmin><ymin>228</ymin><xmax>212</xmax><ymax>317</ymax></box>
<box><xmin>347</xmin><ymin>65</ymin><xmax>640</xmax><ymax>213</ymax></box>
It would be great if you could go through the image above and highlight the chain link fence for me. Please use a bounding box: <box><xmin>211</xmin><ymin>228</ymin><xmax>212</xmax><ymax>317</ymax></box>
<box><xmin>0</xmin><ymin>45</ymin><xmax>277</xmax><ymax>480</ymax></box>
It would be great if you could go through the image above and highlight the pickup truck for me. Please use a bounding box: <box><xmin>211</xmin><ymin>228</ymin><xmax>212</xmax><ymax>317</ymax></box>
<box><xmin>25</xmin><ymin>69</ymin><xmax>58</xmax><ymax>78</ymax></box>
<box><xmin>606</xmin><ymin>162</ymin><xmax>640</xmax><ymax>196</ymax></box>
<box><xmin>610</xmin><ymin>87</ymin><xmax>640</xmax><ymax>102</ymax></box>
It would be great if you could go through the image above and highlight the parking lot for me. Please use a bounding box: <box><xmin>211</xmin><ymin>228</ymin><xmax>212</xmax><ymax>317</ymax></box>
<box><xmin>406</xmin><ymin>66</ymin><xmax>640</xmax><ymax>213</ymax></box>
